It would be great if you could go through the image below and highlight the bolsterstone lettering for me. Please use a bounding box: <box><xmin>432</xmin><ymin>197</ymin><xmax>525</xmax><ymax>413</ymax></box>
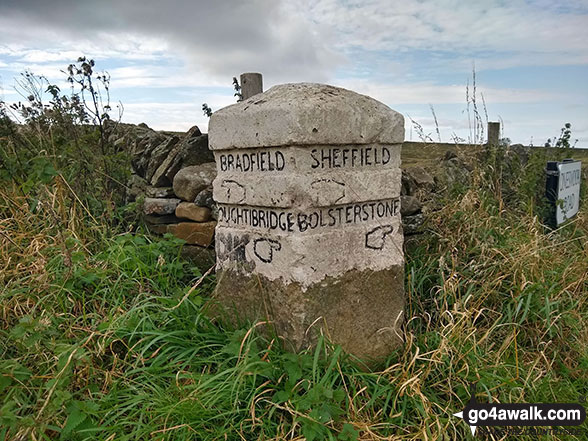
<box><xmin>219</xmin><ymin>199</ymin><xmax>400</xmax><ymax>233</ymax></box>
<box><xmin>219</xmin><ymin>150</ymin><xmax>285</xmax><ymax>172</ymax></box>
<box><xmin>310</xmin><ymin>146</ymin><xmax>392</xmax><ymax>169</ymax></box>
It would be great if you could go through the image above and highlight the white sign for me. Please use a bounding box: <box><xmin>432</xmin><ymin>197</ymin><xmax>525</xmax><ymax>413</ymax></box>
<box><xmin>556</xmin><ymin>161</ymin><xmax>582</xmax><ymax>225</ymax></box>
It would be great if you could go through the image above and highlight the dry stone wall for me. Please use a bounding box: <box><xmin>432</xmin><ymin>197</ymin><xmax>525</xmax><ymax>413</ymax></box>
<box><xmin>124</xmin><ymin>123</ymin><xmax>218</xmax><ymax>268</ymax></box>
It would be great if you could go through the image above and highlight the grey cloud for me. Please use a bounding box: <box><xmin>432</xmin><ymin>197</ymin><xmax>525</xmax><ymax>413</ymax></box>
<box><xmin>0</xmin><ymin>0</ymin><xmax>341</xmax><ymax>83</ymax></box>
<box><xmin>297</xmin><ymin>0</ymin><xmax>588</xmax><ymax>69</ymax></box>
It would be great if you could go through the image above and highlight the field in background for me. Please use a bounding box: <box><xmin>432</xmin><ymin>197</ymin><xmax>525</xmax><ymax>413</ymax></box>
<box><xmin>402</xmin><ymin>141</ymin><xmax>588</xmax><ymax>167</ymax></box>
<box><xmin>2</xmin><ymin>135</ymin><xmax>587</xmax><ymax>439</ymax></box>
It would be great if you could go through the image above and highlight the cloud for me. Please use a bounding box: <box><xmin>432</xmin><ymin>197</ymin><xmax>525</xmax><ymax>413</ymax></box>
<box><xmin>294</xmin><ymin>0</ymin><xmax>588</xmax><ymax>71</ymax></box>
<box><xmin>334</xmin><ymin>79</ymin><xmax>557</xmax><ymax>105</ymax></box>
<box><xmin>2</xmin><ymin>0</ymin><xmax>587</xmax><ymax>86</ymax></box>
<box><xmin>18</xmin><ymin>50</ymin><xmax>86</xmax><ymax>63</ymax></box>
<box><xmin>1</xmin><ymin>0</ymin><xmax>586</xmax><ymax>145</ymax></box>
<box><xmin>105</xmin><ymin>65</ymin><xmax>232</xmax><ymax>89</ymax></box>
<box><xmin>120</xmin><ymin>98</ymin><xmax>236</xmax><ymax>132</ymax></box>
<box><xmin>0</xmin><ymin>0</ymin><xmax>341</xmax><ymax>83</ymax></box>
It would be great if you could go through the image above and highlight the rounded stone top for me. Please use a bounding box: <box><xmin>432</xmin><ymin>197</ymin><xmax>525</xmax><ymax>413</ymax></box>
<box><xmin>208</xmin><ymin>83</ymin><xmax>404</xmax><ymax>150</ymax></box>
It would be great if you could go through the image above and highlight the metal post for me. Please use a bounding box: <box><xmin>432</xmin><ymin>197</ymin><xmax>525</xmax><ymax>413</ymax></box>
<box><xmin>240</xmin><ymin>73</ymin><xmax>263</xmax><ymax>100</ymax></box>
<box><xmin>487</xmin><ymin>121</ymin><xmax>500</xmax><ymax>146</ymax></box>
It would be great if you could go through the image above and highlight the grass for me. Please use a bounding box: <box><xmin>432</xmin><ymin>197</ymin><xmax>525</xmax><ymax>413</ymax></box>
<box><xmin>401</xmin><ymin>141</ymin><xmax>588</xmax><ymax>167</ymax></box>
<box><xmin>1</xmin><ymin>144</ymin><xmax>587</xmax><ymax>440</ymax></box>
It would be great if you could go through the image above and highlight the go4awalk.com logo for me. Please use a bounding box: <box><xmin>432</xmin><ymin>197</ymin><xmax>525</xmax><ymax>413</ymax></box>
<box><xmin>453</xmin><ymin>384</ymin><xmax>586</xmax><ymax>437</ymax></box>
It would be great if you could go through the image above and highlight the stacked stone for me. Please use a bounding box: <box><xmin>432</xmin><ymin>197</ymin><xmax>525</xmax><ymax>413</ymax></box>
<box><xmin>143</xmin><ymin>163</ymin><xmax>217</xmax><ymax>247</ymax></box>
<box><xmin>123</xmin><ymin>123</ymin><xmax>219</xmax><ymax>263</ymax></box>
<box><xmin>400</xmin><ymin>153</ymin><xmax>476</xmax><ymax>235</ymax></box>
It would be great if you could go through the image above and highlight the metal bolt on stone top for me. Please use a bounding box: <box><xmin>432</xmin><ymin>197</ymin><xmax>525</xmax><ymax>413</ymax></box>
<box><xmin>240</xmin><ymin>73</ymin><xmax>263</xmax><ymax>100</ymax></box>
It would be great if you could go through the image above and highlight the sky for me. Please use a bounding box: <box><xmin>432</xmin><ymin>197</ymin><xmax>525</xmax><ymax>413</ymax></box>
<box><xmin>0</xmin><ymin>0</ymin><xmax>587</xmax><ymax>146</ymax></box>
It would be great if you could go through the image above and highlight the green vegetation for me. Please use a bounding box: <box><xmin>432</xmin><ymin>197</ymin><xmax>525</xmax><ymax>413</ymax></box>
<box><xmin>545</xmin><ymin>123</ymin><xmax>579</xmax><ymax>149</ymax></box>
<box><xmin>1</xmin><ymin>62</ymin><xmax>587</xmax><ymax>440</ymax></box>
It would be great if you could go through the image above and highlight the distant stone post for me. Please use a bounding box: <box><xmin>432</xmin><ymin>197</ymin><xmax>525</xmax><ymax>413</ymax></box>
<box><xmin>488</xmin><ymin>121</ymin><xmax>500</xmax><ymax>146</ymax></box>
<box><xmin>240</xmin><ymin>73</ymin><xmax>263</xmax><ymax>100</ymax></box>
<box><xmin>208</xmin><ymin>83</ymin><xmax>405</xmax><ymax>362</ymax></box>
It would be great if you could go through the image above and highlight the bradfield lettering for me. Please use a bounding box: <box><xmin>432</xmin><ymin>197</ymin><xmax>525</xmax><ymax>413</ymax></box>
<box><xmin>310</xmin><ymin>146</ymin><xmax>391</xmax><ymax>169</ymax></box>
<box><xmin>218</xmin><ymin>198</ymin><xmax>400</xmax><ymax>233</ymax></box>
<box><xmin>219</xmin><ymin>150</ymin><xmax>285</xmax><ymax>172</ymax></box>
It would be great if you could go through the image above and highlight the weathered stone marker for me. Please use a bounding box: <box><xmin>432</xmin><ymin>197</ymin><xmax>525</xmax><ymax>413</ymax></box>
<box><xmin>209</xmin><ymin>83</ymin><xmax>405</xmax><ymax>362</ymax></box>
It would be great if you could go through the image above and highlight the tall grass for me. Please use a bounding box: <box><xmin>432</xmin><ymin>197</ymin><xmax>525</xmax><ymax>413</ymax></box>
<box><xmin>1</xmin><ymin>144</ymin><xmax>586</xmax><ymax>440</ymax></box>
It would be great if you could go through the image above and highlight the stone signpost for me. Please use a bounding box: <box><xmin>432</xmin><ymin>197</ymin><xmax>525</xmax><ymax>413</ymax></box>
<box><xmin>208</xmin><ymin>83</ymin><xmax>405</xmax><ymax>362</ymax></box>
